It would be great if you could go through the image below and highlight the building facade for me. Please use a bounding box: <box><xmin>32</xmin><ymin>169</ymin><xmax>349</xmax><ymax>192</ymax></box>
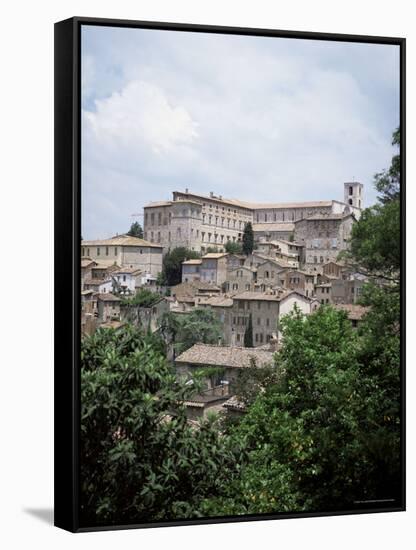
<box><xmin>143</xmin><ymin>184</ymin><xmax>363</xmax><ymax>254</ymax></box>
<box><xmin>81</xmin><ymin>235</ymin><xmax>163</xmax><ymax>276</ymax></box>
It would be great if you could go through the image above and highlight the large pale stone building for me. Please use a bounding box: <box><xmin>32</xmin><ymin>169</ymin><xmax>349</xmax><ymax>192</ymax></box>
<box><xmin>143</xmin><ymin>183</ymin><xmax>363</xmax><ymax>254</ymax></box>
<box><xmin>81</xmin><ymin>235</ymin><xmax>163</xmax><ymax>276</ymax></box>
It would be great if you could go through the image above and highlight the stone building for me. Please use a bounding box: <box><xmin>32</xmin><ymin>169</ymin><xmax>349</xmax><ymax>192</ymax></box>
<box><xmin>200</xmin><ymin>252</ymin><xmax>229</xmax><ymax>285</ymax></box>
<box><xmin>175</xmin><ymin>343</ymin><xmax>275</xmax><ymax>391</ymax></box>
<box><xmin>81</xmin><ymin>235</ymin><xmax>163</xmax><ymax>276</ymax></box>
<box><xmin>181</xmin><ymin>259</ymin><xmax>202</xmax><ymax>283</ymax></box>
<box><xmin>224</xmin><ymin>266</ymin><xmax>257</xmax><ymax>293</ymax></box>
<box><xmin>97</xmin><ymin>293</ymin><xmax>121</xmax><ymax>323</ymax></box>
<box><xmin>331</xmin><ymin>272</ymin><xmax>367</xmax><ymax>304</ymax></box>
<box><xmin>142</xmin><ymin>183</ymin><xmax>363</xmax><ymax>254</ymax></box>
<box><xmin>315</xmin><ymin>283</ymin><xmax>332</xmax><ymax>305</ymax></box>
<box><xmin>284</xmin><ymin>269</ymin><xmax>315</xmax><ymax>298</ymax></box>
<box><xmin>293</xmin><ymin>213</ymin><xmax>355</xmax><ymax>271</ymax></box>
<box><xmin>230</xmin><ymin>290</ymin><xmax>311</xmax><ymax>347</ymax></box>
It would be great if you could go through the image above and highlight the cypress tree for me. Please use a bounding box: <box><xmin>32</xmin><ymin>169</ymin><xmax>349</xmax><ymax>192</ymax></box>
<box><xmin>242</xmin><ymin>222</ymin><xmax>254</xmax><ymax>255</ymax></box>
<box><xmin>244</xmin><ymin>314</ymin><xmax>254</xmax><ymax>348</ymax></box>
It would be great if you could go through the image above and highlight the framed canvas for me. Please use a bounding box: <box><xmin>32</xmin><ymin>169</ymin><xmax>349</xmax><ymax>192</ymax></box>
<box><xmin>54</xmin><ymin>16</ymin><xmax>405</xmax><ymax>532</ymax></box>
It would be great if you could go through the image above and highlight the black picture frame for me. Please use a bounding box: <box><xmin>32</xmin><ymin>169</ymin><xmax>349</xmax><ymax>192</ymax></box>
<box><xmin>54</xmin><ymin>16</ymin><xmax>406</xmax><ymax>533</ymax></box>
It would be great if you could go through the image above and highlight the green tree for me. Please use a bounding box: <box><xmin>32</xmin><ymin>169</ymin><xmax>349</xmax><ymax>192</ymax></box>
<box><xmin>121</xmin><ymin>288</ymin><xmax>162</xmax><ymax>308</ymax></box>
<box><xmin>162</xmin><ymin>247</ymin><xmax>201</xmax><ymax>286</ymax></box>
<box><xmin>242</xmin><ymin>222</ymin><xmax>254</xmax><ymax>255</ymax></box>
<box><xmin>158</xmin><ymin>308</ymin><xmax>222</xmax><ymax>357</ymax></box>
<box><xmin>225</xmin><ymin>241</ymin><xmax>243</xmax><ymax>254</ymax></box>
<box><xmin>127</xmin><ymin>221</ymin><xmax>144</xmax><ymax>238</ymax></box>
<box><xmin>80</xmin><ymin>325</ymin><xmax>237</xmax><ymax>525</ymax></box>
<box><xmin>374</xmin><ymin>127</ymin><xmax>400</xmax><ymax>204</ymax></box>
<box><xmin>243</xmin><ymin>314</ymin><xmax>253</xmax><ymax>348</ymax></box>
<box><xmin>200</xmin><ymin>305</ymin><xmax>401</xmax><ymax>516</ymax></box>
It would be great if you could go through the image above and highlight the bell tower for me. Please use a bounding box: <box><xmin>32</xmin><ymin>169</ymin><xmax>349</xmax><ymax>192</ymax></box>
<box><xmin>344</xmin><ymin>181</ymin><xmax>363</xmax><ymax>210</ymax></box>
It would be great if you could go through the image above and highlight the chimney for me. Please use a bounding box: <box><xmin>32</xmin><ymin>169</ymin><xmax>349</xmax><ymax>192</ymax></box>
<box><xmin>210</xmin><ymin>191</ymin><xmax>214</xmax><ymax>198</ymax></box>
<box><xmin>185</xmin><ymin>188</ymin><xmax>189</xmax><ymax>193</ymax></box>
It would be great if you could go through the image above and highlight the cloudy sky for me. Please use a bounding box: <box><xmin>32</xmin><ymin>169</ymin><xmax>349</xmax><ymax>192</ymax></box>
<box><xmin>81</xmin><ymin>25</ymin><xmax>400</xmax><ymax>240</ymax></box>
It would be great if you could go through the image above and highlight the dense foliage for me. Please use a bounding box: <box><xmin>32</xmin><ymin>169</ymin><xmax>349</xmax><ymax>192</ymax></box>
<box><xmin>225</xmin><ymin>241</ymin><xmax>243</xmax><ymax>254</ymax></box>
<box><xmin>121</xmin><ymin>288</ymin><xmax>162</xmax><ymax>308</ymax></box>
<box><xmin>161</xmin><ymin>247</ymin><xmax>201</xmax><ymax>286</ymax></box>
<box><xmin>81</xmin><ymin>128</ymin><xmax>401</xmax><ymax>524</ymax></box>
<box><xmin>158</xmin><ymin>308</ymin><xmax>222</xmax><ymax>356</ymax></box>
<box><xmin>80</xmin><ymin>325</ymin><xmax>238</xmax><ymax>526</ymax></box>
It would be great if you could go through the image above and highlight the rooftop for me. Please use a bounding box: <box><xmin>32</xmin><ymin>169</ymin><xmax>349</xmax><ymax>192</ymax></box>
<box><xmin>82</xmin><ymin>235</ymin><xmax>162</xmax><ymax>248</ymax></box>
<box><xmin>202</xmin><ymin>252</ymin><xmax>229</xmax><ymax>259</ymax></box>
<box><xmin>175</xmin><ymin>343</ymin><xmax>275</xmax><ymax>369</ymax></box>
<box><xmin>182</xmin><ymin>259</ymin><xmax>203</xmax><ymax>265</ymax></box>
<box><xmin>97</xmin><ymin>293</ymin><xmax>121</xmax><ymax>302</ymax></box>
<box><xmin>334</xmin><ymin>304</ymin><xmax>370</xmax><ymax>320</ymax></box>
<box><xmin>172</xmin><ymin>190</ymin><xmax>335</xmax><ymax>211</ymax></box>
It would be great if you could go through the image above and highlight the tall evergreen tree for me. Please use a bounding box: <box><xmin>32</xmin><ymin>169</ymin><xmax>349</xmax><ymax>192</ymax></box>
<box><xmin>242</xmin><ymin>222</ymin><xmax>254</xmax><ymax>256</ymax></box>
<box><xmin>127</xmin><ymin>221</ymin><xmax>143</xmax><ymax>238</ymax></box>
<box><xmin>244</xmin><ymin>314</ymin><xmax>253</xmax><ymax>348</ymax></box>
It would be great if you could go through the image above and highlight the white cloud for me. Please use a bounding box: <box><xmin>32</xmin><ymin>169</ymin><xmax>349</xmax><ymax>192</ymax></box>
<box><xmin>84</xmin><ymin>80</ymin><xmax>198</xmax><ymax>154</ymax></box>
<box><xmin>81</xmin><ymin>28</ymin><xmax>399</xmax><ymax>239</ymax></box>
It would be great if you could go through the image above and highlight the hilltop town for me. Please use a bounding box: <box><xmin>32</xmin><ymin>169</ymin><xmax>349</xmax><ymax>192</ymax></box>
<box><xmin>81</xmin><ymin>181</ymin><xmax>369</xmax><ymax>419</ymax></box>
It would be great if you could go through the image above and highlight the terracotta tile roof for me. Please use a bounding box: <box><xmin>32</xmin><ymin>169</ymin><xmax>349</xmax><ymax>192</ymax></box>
<box><xmin>175</xmin><ymin>344</ymin><xmax>275</xmax><ymax>369</ymax></box>
<box><xmin>81</xmin><ymin>258</ymin><xmax>96</xmax><ymax>268</ymax></box>
<box><xmin>182</xmin><ymin>259</ymin><xmax>202</xmax><ymax>265</ymax></box>
<box><xmin>223</xmin><ymin>396</ymin><xmax>247</xmax><ymax>412</ymax></box>
<box><xmin>196</xmin><ymin>295</ymin><xmax>234</xmax><ymax>307</ymax></box>
<box><xmin>97</xmin><ymin>293</ymin><xmax>121</xmax><ymax>302</ymax></box>
<box><xmin>113</xmin><ymin>266</ymin><xmax>142</xmax><ymax>275</ymax></box>
<box><xmin>144</xmin><ymin>200</ymin><xmax>173</xmax><ymax>207</ymax></box>
<box><xmin>334</xmin><ymin>304</ymin><xmax>370</xmax><ymax>320</ymax></box>
<box><xmin>172</xmin><ymin>281</ymin><xmax>220</xmax><ymax>298</ymax></box>
<box><xmin>202</xmin><ymin>252</ymin><xmax>229</xmax><ymax>259</ymax></box>
<box><xmin>82</xmin><ymin>235</ymin><xmax>162</xmax><ymax>248</ymax></box>
<box><xmin>173</xmin><ymin>191</ymin><xmax>334</xmax><ymax>211</ymax></box>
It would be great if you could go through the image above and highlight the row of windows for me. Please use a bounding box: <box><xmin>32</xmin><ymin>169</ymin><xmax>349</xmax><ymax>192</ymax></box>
<box><xmin>235</xmin><ymin>333</ymin><xmax>272</xmax><ymax>344</ymax></box>
<box><xmin>201</xmin><ymin>232</ymin><xmax>240</xmax><ymax>244</ymax></box>
<box><xmin>202</xmin><ymin>214</ymin><xmax>246</xmax><ymax>230</ymax></box>
<box><xmin>82</xmin><ymin>246</ymin><xmax>118</xmax><ymax>257</ymax></box>
<box><xmin>307</xmin><ymin>256</ymin><xmax>331</xmax><ymax>264</ymax></box>
<box><xmin>311</xmin><ymin>238</ymin><xmax>338</xmax><ymax>248</ymax></box>
<box><xmin>236</xmin><ymin>300</ymin><xmax>274</xmax><ymax>311</ymax></box>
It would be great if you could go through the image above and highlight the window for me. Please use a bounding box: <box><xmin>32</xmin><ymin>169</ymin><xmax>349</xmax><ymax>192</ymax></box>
<box><xmin>257</xmin><ymin>301</ymin><xmax>261</xmax><ymax>310</ymax></box>
<box><xmin>158</xmin><ymin>213</ymin><xmax>162</xmax><ymax>224</ymax></box>
<box><xmin>349</xmin><ymin>186</ymin><xmax>353</xmax><ymax>195</ymax></box>
<box><xmin>266</xmin><ymin>318</ymin><xmax>270</xmax><ymax>327</ymax></box>
<box><xmin>349</xmin><ymin>199</ymin><xmax>353</xmax><ymax>205</ymax></box>
<box><xmin>114</xmin><ymin>247</ymin><xmax>117</xmax><ymax>256</ymax></box>
<box><xmin>237</xmin><ymin>333</ymin><xmax>241</xmax><ymax>342</ymax></box>
<box><xmin>97</xmin><ymin>247</ymin><xmax>100</xmax><ymax>256</ymax></box>
<box><xmin>87</xmin><ymin>248</ymin><xmax>90</xmax><ymax>256</ymax></box>
<box><xmin>257</xmin><ymin>317</ymin><xmax>261</xmax><ymax>326</ymax></box>
<box><xmin>82</xmin><ymin>247</ymin><xmax>85</xmax><ymax>256</ymax></box>
<box><xmin>123</xmin><ymin>275</ymin><xmax>126</xmax><ymax>282</ymax></box>
<box><xmin>150</xmin><ymin>213</ymin><xmax>155</xmax><ymax>224</ymax></box>
<box><xmin>106</xmin><ymin>246</ymin><xmax>109</xmax><ymax>256</ymax></box>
